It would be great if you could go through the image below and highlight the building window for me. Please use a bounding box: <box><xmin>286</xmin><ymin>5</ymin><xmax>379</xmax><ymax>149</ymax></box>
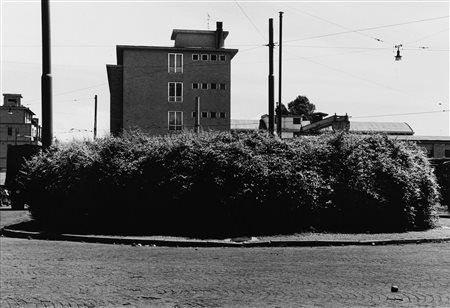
<box><xmin>210</xmin><ymin>112</ymin><xmax>217</xmax><ymax>119</ymax></box>
<box><xmin>7</xmin><ymin>127</ymin><xmax>12</xmax><ymax>136</ymax></box>
<box><xmin>168</xmin><ymin>111</ymin><xmax>183</xmax><ymax>130</ymax></box>
<box><xmin>201</xmin><ymin>112</ymin><xmax>208</xmax><ymax>118</ymax></box>
<box><xmin>219</xmin><ymin>83</ymin><xmax>226</xmax><ymax>90</ymax></box>
<box><xmin>210</xmin><ymin>54</ymin><xmax>217</xmax><ymax>61</ymax></box>
<box><xmin>192</xmin><ymin>54</ymin><xmax>199</xmax><ymax>61</ymax></box>
<box><xmin>168</xmin><ymin>53</ymin><xmax>183</xmax><ymax>73</ymax></box>
<box><xmin>201</xmin><ymin>83</ymin><xmax>208</xmax><ymax>89</ymax></box>
<box><xmin>293</xmin><ymin>118</ymin><xmax>301</xmax><ymax>124</ymax></box>
<box><xmin>210</xmin><ymin>83</ymin><xmax>217</xmax><ymax>90</ymax></box>
<box><xmin>445</xmin><ymin>149</ymin><xmax>450</xmax><ymax>158</ymax></box>
<box><xmin>192</xmin><ymin>83</ymin><xmax>199</xmax><ymax>89</ymax></box>
<box><xmin>25</xmin><ymin>113</ymin><xmax>32</xmax><ymax>124</ymax></box>
<box><xmin>201</xmin><ymin>54</ymin><xmax>208</xmax><ymax>61</ymax></box>
<box><xmin>219</xmin><ymin>55</ymin><xmax>226</xmax><ymax>61</ymax></box>
<box><xmin>219</xmin><ymin>112</ymin><xmax>226</xmax><ymax>118</ymax></box>
<box><xmin>168</xmin><ymin>82</ymin><xmax>183</xmax><ymax>102</ymax></box>
<box><xmin>192</xmin><ymin>112</ymin><xmax>197</xmax><ymax>118</ymax></box>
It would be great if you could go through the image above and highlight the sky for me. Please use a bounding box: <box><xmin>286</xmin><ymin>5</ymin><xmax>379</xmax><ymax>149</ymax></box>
<box><xmin>1</xmin><ymin>0</ymin><xmax>449</xmax><ymax>141</ymax></box>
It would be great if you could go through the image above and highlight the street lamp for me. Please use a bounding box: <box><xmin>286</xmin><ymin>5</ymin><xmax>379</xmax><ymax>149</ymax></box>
<box><xmin>394</xmin><ymin>44</ymin><xmax>402</xmax><ymax>61</ymax></box>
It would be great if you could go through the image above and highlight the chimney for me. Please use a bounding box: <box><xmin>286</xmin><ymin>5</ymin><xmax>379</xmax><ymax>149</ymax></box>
<box><xmin>216</xmin><ymin>21</ymin><xmax>224</xmax><ymax>48</ymax></box>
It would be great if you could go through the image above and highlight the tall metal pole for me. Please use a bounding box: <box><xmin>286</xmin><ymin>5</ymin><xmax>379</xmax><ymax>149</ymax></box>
<box><xmin>277</xmin><ymin>11</ymin><xmax>284</xmax><ymax>138</ymax></box>
<box><xmin>268</xmin><ymin>18</ymin><xmax>275</xmax><ymax>135</ymax></box>
<box><xmin>41</xmin><ymin>0</ymin><xmax>53</xmax><ymax>148</ymax></box>
<box><xmin>94</xmin><ymin>95</ymin><xmax>98</xmax><ymax>139</ymax></box>
<box><xmin>194</xmin><ymin>97</ymin><xmax>200</xmax><ymax>133</ymax></box>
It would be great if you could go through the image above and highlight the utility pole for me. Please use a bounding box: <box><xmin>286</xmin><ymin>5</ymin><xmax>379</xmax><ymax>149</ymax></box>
<box><xmin>277</xmin><ymin>12</ymin><xmax>284</xmax><ymax>138</ymax></box>
<box><xmin>268</xmin><ymin>18</ymin><xmax>275</xmax><ymax>135</ymax></box>
<box><xmin>194</xmin><ymin>97</ymin><xmax>200</xmax><ymax>133</ymax></box>
<box><xmin>41</xmin><ymin>0</ymin><xmax>53</xmax><ymax>148</ymax></box>
<box><xmin>94</xmin><ymin>95</ymin><xmax>98</xmax><ymax>139</ymax></box>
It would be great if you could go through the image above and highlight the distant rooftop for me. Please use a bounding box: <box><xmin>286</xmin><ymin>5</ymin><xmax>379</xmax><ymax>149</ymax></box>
<box><xmin>390</xmin><ymin>135</ymin><xmax>450</xmax><ymax>142</ymax></box>
<box><xmin>171</xmin><ymin>22</ymin><xmax>229</xmax><ymax>48</ymax></box>
<box><xmin>231</xmin><ymin>119</ymin><xmax>260</xmax><ymax>131</ymax></box>
<box><xmin>170</xmin><ymin>29</ymin><xmax>229</xmax><ymax>41</ymax></box>
<box><xmin>350</xmin><ymin>121</ymin><xmax>414</xmax><ymax>135</ymax></box>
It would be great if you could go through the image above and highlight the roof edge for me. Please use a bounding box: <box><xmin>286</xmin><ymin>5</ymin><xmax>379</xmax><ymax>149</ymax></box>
<box><xmin>115</xmin><ymin>45</ymin><xmax>239</xmax><ymax>64</ymax></box>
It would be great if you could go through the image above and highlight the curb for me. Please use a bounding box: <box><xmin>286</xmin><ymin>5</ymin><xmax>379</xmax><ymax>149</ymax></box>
<box><xmin>2</xmin><ymin>227</ymin><xmax>450</xmax><ymax>248</ymax></box>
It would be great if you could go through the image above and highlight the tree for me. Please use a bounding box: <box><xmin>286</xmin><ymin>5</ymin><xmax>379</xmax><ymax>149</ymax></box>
<box><xmin>287</xmin><ymin>95</ymin><xmax>315</xmax><ymax>119</ymax></box>
<box><xmin>275</xmin><ymin>103</ymin><xmax>289</xmax><ymax>116</ymax></box>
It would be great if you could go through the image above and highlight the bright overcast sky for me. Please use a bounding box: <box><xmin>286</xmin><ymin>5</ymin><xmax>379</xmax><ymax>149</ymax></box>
<box><xmin>1</xmin><ymin>0</ymin><xmax>449</xmax><ymax>141</ymax></box>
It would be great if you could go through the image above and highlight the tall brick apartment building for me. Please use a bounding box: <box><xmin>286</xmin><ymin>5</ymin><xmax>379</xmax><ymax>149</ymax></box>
<box><xmin>107</xmin><ymin>22</ymin><xmax>238</xmax><ymax>136</ymax></box>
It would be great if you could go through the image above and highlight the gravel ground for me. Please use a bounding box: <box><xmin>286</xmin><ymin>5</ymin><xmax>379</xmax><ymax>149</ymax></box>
<box><xmin>1</xmin><ymin>237</ymin><xmax>449</xmax><ymax>307</ymax></box>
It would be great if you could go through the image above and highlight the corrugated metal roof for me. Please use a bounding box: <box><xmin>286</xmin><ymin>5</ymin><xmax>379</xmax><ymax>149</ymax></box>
<box><xmin>350</xmin><ymin>121</ymin><xmax>414</xmax><ymax>135</ymax></box>
<box><xmin>230</xmin><ymin>119</ymin><xmax>260</xmax><ymax>130</ymax></box>
<box><xmin>389</xmin><ymin>135</ymin><xmax>450</xmax><ymax>142</ymax></box>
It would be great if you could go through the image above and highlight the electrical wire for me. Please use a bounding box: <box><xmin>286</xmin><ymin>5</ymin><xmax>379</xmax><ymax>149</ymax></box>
<box><xmin>284</xmin><ymin>15</ymin><xmax>449</xmax><ymax>43</ymax></box>
<box><xmin>351</xmin><ymin>109</ymin><xmax>449</xmax><ymax>119</ymax></box>
<box><xmin>234</xmin><ymin>0</ymin><xmax>266</xmax><ymax>42</ymax></box>
<box><xmin>238</xmin><ymin>45</ymin><xmax>266</xmax><ymax>53</ymax></box>
<box><xmin>281</xmin><ymin>3</ymin><xmax>388</xmax><ymax>45</ymax></box>
<box><xmin>283</xmin><ymin>49</ymin><xmax>406</xmax><ymax>94</ymax></box>
<box><xmin>402</xmin><ymin>27</ymin><xmax>450</xmax><ymax>46</ymax></box>
<box><xmin>22</xmin><ymin>83</ymin><xmax>107</xmax><ymax>104</ymax></box>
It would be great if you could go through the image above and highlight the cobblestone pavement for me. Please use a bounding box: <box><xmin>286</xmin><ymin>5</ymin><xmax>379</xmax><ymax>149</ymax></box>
<box><xmin>1</xmin><ymin>238</ymin><xmax>449</xmax><ymax>308</ymax></box>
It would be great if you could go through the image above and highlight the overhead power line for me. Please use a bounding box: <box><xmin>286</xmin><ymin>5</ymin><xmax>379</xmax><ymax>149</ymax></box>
<box><xmin>352</xmin><ymin>109</ymin><xmax>449</xmax><ymax>119</ymax></box>
<box><xmin>283</xmin><ymin>44</ymin><xmax>449</xmax><ymax>51</ymax></box>
<box><xmin>402</xmin><ymin>27</ymin><xmax>450</xmax><ymax>46</ymax></box>
<box><xmin>234</xmin><ymin>0</ymin><xmax>266</xmax><ymax>42</ymax></box>
<box><xmin>22</xmin><ymin>83</ymin><xmax>107</xmax><ymax>104</ymax></box>
<box><xmin>282</xmin><ymin>3</ymin><xmax>388</xmax><ymax>44</ymax></box>
<box><xmin>284</xmin><ymin>15</ymin><xmax>449</xmax><ymax>43</ymax></box>
<box><xmin>283</xmin><ymin>50</ymin><xmax>406</xmax><ymax>93</ymax></box>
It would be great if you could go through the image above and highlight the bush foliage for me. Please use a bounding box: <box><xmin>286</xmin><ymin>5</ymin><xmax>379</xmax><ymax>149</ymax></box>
<box><xmin>18</xmin><ymin>131</ymin><xmax>440</xmax><ymax>236</ymax></box>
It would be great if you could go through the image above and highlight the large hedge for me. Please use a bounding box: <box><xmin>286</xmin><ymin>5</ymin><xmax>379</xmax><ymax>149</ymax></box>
<box><xmin>18</xmin><ymin>131</ymin><xmax>440</xmax><ymax>236</ymax></box>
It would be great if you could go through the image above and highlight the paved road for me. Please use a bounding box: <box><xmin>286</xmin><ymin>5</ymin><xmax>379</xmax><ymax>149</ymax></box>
<box><xmin>1</xmin><ymin>238</ymin><xmax>449</xmax><ymax>308</ymax></box>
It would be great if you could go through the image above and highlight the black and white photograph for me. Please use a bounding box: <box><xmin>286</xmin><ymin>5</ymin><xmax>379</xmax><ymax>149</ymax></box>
<box><xmin>1</xmin><ymin>0</ymin><xmax>449</xmax><ymax>307</ymax></box>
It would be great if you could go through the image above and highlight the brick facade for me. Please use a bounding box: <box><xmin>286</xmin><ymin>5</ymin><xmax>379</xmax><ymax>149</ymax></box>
<box><xmin>0</xmin><ymin>94</ymin><xmax>41</xmax><ymax>184</ymax></box>
<box><xmin>107</xmin><ymin>23</ymin><xmax>238</xmax><ymax>136</ymax></box>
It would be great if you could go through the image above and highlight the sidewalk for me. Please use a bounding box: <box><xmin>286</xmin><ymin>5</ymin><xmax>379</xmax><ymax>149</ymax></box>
<box><xmin>1</xmin><ymin>208</ymin><xmax>450</xmax><ymax>247</ymax></box>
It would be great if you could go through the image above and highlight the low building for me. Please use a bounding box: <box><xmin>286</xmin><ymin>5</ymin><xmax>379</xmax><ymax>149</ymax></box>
<box><xmin>300</xmin><ymin>114</ymin><xmax>414</xmax><ymax>136</ymax></box>
<box><xmin>390</xmin><ymin>135</ymin><xmax>450</xmax><ymax>159</ymax></box>
<box><xmin>260</xmin><ymin>114</ymin><xmax>306</xmax><ymax>138</ymax></box>
<box><xmin>0</xmin><ymin>94</ymin><xmax>41</xmax><ymax>185</ymax></box>
<box><xmin>230</xmin><ymin>119</ymin><xmax>261</xmax><ymax>132</ymax></box>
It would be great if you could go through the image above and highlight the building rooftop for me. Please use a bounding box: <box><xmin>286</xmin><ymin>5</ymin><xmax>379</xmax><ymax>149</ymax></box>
<box><xmin>389</xmin><ymin>135</ymin><xmax>450</xmax><ymax>142</ymax></box>
<box><xmin>349</xmin><ymin>121</ymin><xmax>414</xmax><ymax>135</ymax></box>
<box><xmin>114</xmin><ymin>45</ymin><xmax>238</xmax><ymax>65</ymax></box>
<box><xmin>231</xmin><ymin>119</ymin><xmax>260</xmax><ymax>131</ymax></box>
<box><xmin>0</xmin><ymin>105</ymin><xmax>35</xmax><ymax>115</ymax></box>
<box><xmin>170</xmin><ymin>29</ymin><xmax>229</xmax><ymax>41</ymax></box>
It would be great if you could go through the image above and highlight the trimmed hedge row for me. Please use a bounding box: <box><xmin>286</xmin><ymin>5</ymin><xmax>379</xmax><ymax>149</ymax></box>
<box><xmin>18</xmin><ymin>131</ymin><xmax>440</xmax><ymax>236</ymax></box>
